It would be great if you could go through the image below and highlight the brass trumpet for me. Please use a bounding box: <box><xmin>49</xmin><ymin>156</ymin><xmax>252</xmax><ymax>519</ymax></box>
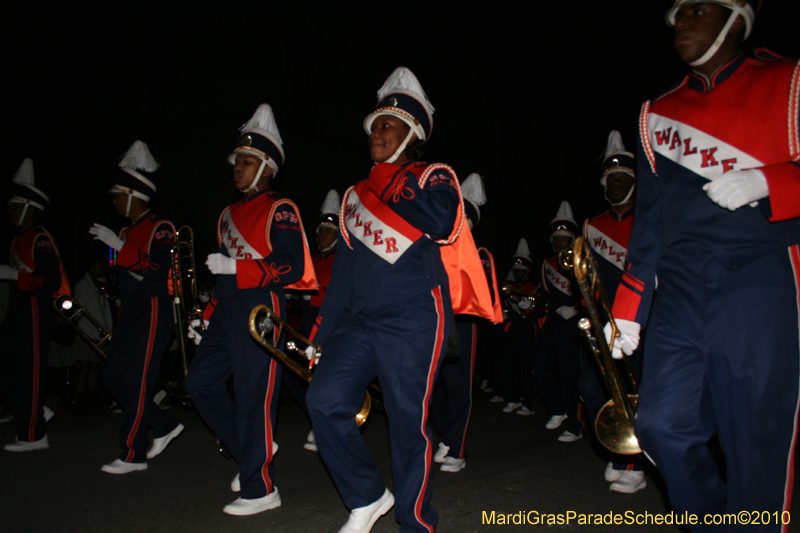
<box><xmin>248</xmin><ymin>304</ymin><xmax>373</xmax><ymax>426</ymax></box>
<box><xmin>54</xmin><ymin>294</ymin><xmax>112</xmax><ymax>360</ymax></box>
<box><xmin>560</xmin><ymin>236</ymin><xmax>640</xmax><ymax>455</ymax></box>
<box><xmin>501</xmin><ymin>280</ymin><xmax>538</xmax><ymax>304</ymax></box>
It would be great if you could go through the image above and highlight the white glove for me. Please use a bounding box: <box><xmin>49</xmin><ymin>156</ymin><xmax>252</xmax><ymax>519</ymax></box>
<box><xmin>188</xmin><ymin>319</ymin><xmax>209</xmax><ymax>346</ymax></box>
<box><xmin>304</xmin><ymin>345</ymin><xmax>321</xmax><ymax>367</ymax></box>
<box><xmin>518</xmin><ymin>299</ymin><xmax>531</xmax><ymax>310</ymax></box>
<box><xmin>0</xmin><ymin>265</ymin><xmax>19</xmax><ymax>281</ymax></box>
<box><xmin>89</xmin><ymin>223</ymin><xmax>124</xmax><ymax>251</ymax></box>
<box><xmin>703</xmin><ymin>169</ymin><xmax>768</xmax><ymax>211</ymax></box>
<box><xmin>604</xmin><ymin>319</ymin><xmax>641</xmax><ymax>360</ymax></box>
<box><xmin>556</xmin><ymin>305</ymin><xmax>578</xmax><ymax>320</ymax></box>
<box><xmin>206</xmin><ymin>253</ymin><xmax>236</xmax><ymax>275</ymax></box>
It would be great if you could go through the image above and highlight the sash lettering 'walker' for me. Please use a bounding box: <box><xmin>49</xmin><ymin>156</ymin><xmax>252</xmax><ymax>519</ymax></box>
<box><xmin>307</xmin><ymin>67</ymin><xmax>497</xmax><ymax>533</ymax></box>
<box><xmin>1</xmin><ymin>159</ymin><xmax>69</xmax><ymax>452</ymax></box>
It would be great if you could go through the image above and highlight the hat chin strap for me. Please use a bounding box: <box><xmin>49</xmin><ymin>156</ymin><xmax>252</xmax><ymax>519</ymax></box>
<box><xmin>689</xmin><ymin>6</ymin><xmax>743</xmax><ymax>67</ymax></box>
<box><xmin>607</xmin><ymin>184</ymin><xmax>636</xmax><ymax>206</ymax></box>
<box><xmin>385</xmin><ymin>129</ymin><xmax>416</xmax><ymax>164</ymax></box>
<box><xmin>124</xmin><ymin>194</ymin><xmax>132</xmax><ymax>218</ymax></box>
<box><xmin>16</xmin><ymin>204</ymin><xmax>29</xmax><ymax>227</ymax></box>
<box><xmin>243</xmin><ymin>159</ymin><xmax>268</xmax><ymax>193</ymax></box>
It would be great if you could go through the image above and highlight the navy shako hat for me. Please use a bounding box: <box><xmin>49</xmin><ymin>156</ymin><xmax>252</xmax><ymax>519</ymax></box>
<box><xmin>228</xmin><ymin>104</ymin><xmax>285</xmax><ymax>176</ymax></box>
<box><xmin>600</xmin><ymin>131</ymin><xmax>636</xmax><ymax>186</ymax></box>
<box><xmin>550</xmin><ymin>201</ymin><xmax>578</xmax><ymax>240</ymax></box>
<box><xmin>9</xmin><ymin>158</ymin><xmax>49</xmax><ymax>211</ymax></box>
<box><xmin>318</xmin><ymin>189</ymin><xmax>341</xmax><ymax>232</ymax></box>
<box><xmin>111</xmin><ymin>140</ymin><xmax>159</xmax><ymax>202</ymax></box>
<box><xmin>364</xmin><ymin>67</ymin><xmax>435</xmax><ymax>143</ymax></box>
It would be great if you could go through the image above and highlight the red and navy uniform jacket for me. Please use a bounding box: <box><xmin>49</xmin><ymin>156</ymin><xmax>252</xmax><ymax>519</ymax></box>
<box><xmin>203</xmin><ymin>187</ymin><xmax>316</xmax><ymax>319</ymax></box>
<box><xmin>614</xmin><ymin>51</ymin><xmax>800</xmax><ymax>325</ymax></box>
<box><xmin>583</xmin><ymin>206</ymin><xmax>634</xmax><ymax>303</ymax></box>
<box><xmin>309</xmin><ymin>248</ymin><xmax>335</xmax><ymax>308</ymax></box>
<box><xmin>310</xmin><ymin>160</ymin><xmax>496</xmax><ymax>345</ymax></box>
<box><xmin>115</xmin><ymin>211</ymin><xmax>175</xmax><ymax>302</ymax></box>
<box><xmin>10</xmin><ymin>225</ymin><xmax>70</xmax><ymax>300</ymax></box>
<box><xmin>541</xmin><ymin>255</ymin><xmax>576</xmax><ymax>324</ymax></box>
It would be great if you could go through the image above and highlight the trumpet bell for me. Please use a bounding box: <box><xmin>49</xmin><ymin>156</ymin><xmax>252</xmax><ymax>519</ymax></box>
<box><xmin>595</xmin><ymin>394</ymin><xmax>641</xmax><ymax>455</ymax></box>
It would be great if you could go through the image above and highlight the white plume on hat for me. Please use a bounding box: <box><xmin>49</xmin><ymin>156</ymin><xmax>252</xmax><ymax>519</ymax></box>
<box><xmin>240</xmin><ymin>103</ymin><xmax>285</xmax><ymax>147</ymax></box>
<box><xmin>551</xmin><ymin>201</ymin><xmax>575</xmax><ymax>226</ymax></box>
<box><xmin>376</xmin><ymin>67</ymin><xmax>435</xmax><ymax>116</ymax></box>
<box><xmin>120</xmin><ymin>140</ymin><xmax>160</xmax><ymax>173</ymax></box>
<box><xmin>604</xmin><ymin>131</ymin><xmax>634</xmax><ymax>162</ymax></box>
<box><xmin>320</xmin><ymin>189</ymin><xmax>340</xmax><ymax>217</ymax></box>
<box><xmin>461</xmin><ymin>173</ymin><xmax>487</xmax><ymax>207</ymax></box>
<box><xmin>12</xmin><ymin>158</ymin><xmax>35</xmax><ymax>187</ymax></box>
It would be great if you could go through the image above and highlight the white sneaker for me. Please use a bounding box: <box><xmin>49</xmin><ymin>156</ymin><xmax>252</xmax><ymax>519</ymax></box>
<box><xmin>502</xmin><ymin>402</ymin><xmax>522</xmax><ymax>413</ymax></box>
<box><xmin>231</xmin><ymin>473</ymin><xmax>240</xmax><ymax>492</ymax></box>
<box><xmin>304</xmin><ymin>429</ymin><xmax>318</xmax><ymax>451</ymax></box>
<box><xmin>557</xmin><ymin>430</ymin><xmax>582</xmax><ymax>442</ymax></box>
<box><xmin>101</xmin><ymin>458</ymin><xmax>147</xmax><ymax>474</ymax></box>
<box><xmin>223</xmin><ymin>488</ymin><xmax>281</xmax><ymax>516</ymax></box>
<box><xmin>338</xmin><ymin>488</ymin><xmax>394</xmax><ymax>533</ymax></box>
<box><xmin>489</xmin><ymin>395</ymin><xmax>504</xmax><ymax>403</ymax></box>
<box><xmin>0</xmin><ymin>410</ymin><xmax>12</xmax><ymax>424</ymax></box>
<box><xmin>479</xmin><ymin>379</ymin><xmax>488</xmax><ymax>390</ymax></box>
<box><xmin>440</xmin><ymin>457</ymin><xmax>465</xmax><ymax>472</ymax></box>
<box><xmin>434</xmin><ymin>442</ymin><xmax>449</xmax><ymax>463</ymax></box>
<box><xmin>605</xmin><ymin>462</ymin><xmax>621</xmax><ymax>482</ymax></box>
<box><xmin>153</xmin><ymin>389</ymin><xmax>168</xmax><ymax>407</ymax></box>
<box><xmin>610</xmin><ymin>470</ymin><xmax>647</xmax><ymax>493</ymax></box>
<box><xmin>146</xmin><ymin>423</ymin><xmax>184</xmax><ymax>459</ymax></box>
<box><xmin>4</xmin><ymin>435</ymin><xmax>49</xmax><ymax>452</ymax></box>
<box><xmin>43</xmin><ymin>406</ymin><xmax>54</xmax><ymax>422</ymax></box>
<box><xmin>516</xmin><ymin>406</ymin><xmax>535</xmax><ymax>416</ymax></box>
<box><xmin>545</xmin><ymin>414</ymin><xmax>567</xmax><ymax>430</ymax></box>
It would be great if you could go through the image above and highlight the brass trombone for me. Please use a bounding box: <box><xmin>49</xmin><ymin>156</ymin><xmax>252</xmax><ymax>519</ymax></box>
<box><xmin>54</xmin><ymin>294</ymin><xmax>112</xmax><ymax>360</ymax></box>
<box><xmin>560</xmin><ymin>236</ymin><xmax>640</xmax><ymax>455</ymax></box>
<box><xmin>248</xmin><ymin>304</ymin><xmax>373</xmax><ymax>426</ymax></box>
<box><xmin>169</xmin><ymin>225</ymin><xmax>203</xmax><ymax>406</ymax></box>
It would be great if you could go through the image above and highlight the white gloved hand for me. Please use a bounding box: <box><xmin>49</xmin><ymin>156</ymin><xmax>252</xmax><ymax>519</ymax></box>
<box><xmin>604</xmin><ymin>319</ymin><xmax>641</xmax><ymax>360</ymax></box>
<box><xmin>517</xmin><ymin>299</ymin><xmax>531</xmax><ymax>310</ymax></box>
<box><xmin>703</xmin><ymin>169</ymin><xmax>768</xmax><ymax>211</ymax></box>
<box><xmin>556</xmin><ymin>305</ymin><xmax>578</xmax><ymax>320</ymax></box>
<box><xmin>188</xmin><ymin>319</ymin><xmax>209</xmax><ymax>346</ymax></box>
<box><xmin>206</xmin><ymin>253</ymin><xmax>236</xmax><ymax>275</ymax></box>
<box><xmin>89</xmin><ymin>223</ymin><xmax>124</xmax><ymax>251</ymax></box>
<box><xmin>304</xmin><ymin>345</ymin><xmax>321</xmax><ymax>367</ymax></box>
<box><xmin>0</xmin><ymin>265</ymin><xmax>19</xmax><ymax>281</ymax></box>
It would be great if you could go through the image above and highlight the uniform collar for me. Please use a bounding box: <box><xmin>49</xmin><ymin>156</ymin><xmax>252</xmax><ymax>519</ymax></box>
<box><xmin>608</xmin><ymin>205</ymin><xmax>634</xmax><ymax>222</ymax></box>
<box><xmin>243</xmin><ymin>186</ymin><xmax>272</xmax><ymax>204</ymax></box>
<box><xmin>687</xmin><ymin>52</ymin><xmax>746</xmax><ymax>92</ymax></box>
<box><xmin>131</xmin><ymin>209</ymin><xmax>152</xmax><ymax>227</ymax></box>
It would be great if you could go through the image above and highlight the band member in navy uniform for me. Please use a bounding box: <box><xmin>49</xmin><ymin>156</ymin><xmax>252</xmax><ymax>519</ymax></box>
<box><xmin>580</xmin><ymin>131</ymin><xmax>645</xmax><ymax>493</ymax></box>
<box><xmin>431</xmin><ymin>173</ymin><xmax>503</xmax><ymax>473</ymax></box>
<box><xmin>186</xmin><ymin>104</ymin><xmax>316</xmax><ymax>516</ymax></box>
<box><xmin>0</xmin><ymin>159</ymin><xmax>68</xmax><ymax>451</ymax></box>
<box><xmin>306</xmin><ymin>67</ymin><xmax>497</xmax><ymax>533</ymax></box>
<box><xmin>608</xmin><ymin>2</ymin><xmax>800</xmax><ymax>528</ymax></box>
<box><xmin>90</xmin><ymin>141</ymin><xmax>184</xmax><ymax>474</ymax></box>
<box><xmin>535</xmin><ymin>201</ymin><xmax>585</xmax><ymax>442</ymax></box>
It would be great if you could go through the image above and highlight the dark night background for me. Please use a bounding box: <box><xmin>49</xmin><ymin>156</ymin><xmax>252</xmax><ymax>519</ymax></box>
<box><xmin>2</xmin><ymin>3</ymin><xmax>798</xmax><ymax>284</ymax></box>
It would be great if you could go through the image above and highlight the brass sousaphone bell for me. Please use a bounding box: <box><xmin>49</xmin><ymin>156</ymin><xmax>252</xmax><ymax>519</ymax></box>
<box><xmin>560</xmin><ymin>236</ymin><xmax>641</xmax><ymax>455</ymax></box>
<box><xmin>248</xmin><ymin>304</ymin><xmax>374</xmax><ymax>426</ymax></box>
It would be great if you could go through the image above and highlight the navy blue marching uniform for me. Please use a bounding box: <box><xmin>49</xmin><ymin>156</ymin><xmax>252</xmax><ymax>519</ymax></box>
<box><xmin>612</xmin><ymin>39</ymin><xmax>800</xmax><ymax>529</ymax></box>
<box><xmin>0</xmin><ymin>226</ymin><xmax>69</xmax><ymax>444</ymax></box>
<box><xmin>104</xmin><ymin>211</ymin><xmax>181</xmax><ymax>463</ymax></box>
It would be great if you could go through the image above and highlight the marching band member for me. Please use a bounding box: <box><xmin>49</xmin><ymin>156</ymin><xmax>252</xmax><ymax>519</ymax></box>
<box><xmin>90</xmin><ymin>140</ymin><xmax>184</xmax><ymax>474</ymax></box>
<box><xmin>534</xmin><ymin>201</ymin><xmax>585</xmax><ymax>442</ymax></box>
<box><xmin>609</xmin><ymin>1</ymin><xmax>800</xmax><ymax>528</ymax></box>
<box><xmin>579</xmin><ymin>131</ymin><xmax>645</xmax><ymax>493</ymax></box>
<box><xmin>185</xmin><ymin>104</ymin><xmax>316</xmax><ymax>516</ymax></box>
<box><xmin>0</xmin><ymin>159</ymin><xmax>68</xmax><ymax>451</ymax></box>
<box><xmin>498</xmin><ymin>238</ymin><xmax>540</xmax><ymax>417</ymax></box>
<box><xmin>431</xmin><ymin>173</ymin><xmax>503</xmax><ymax>473</ymax></box>
<box><xmin>306</xmin><ymin>67</ymin><xmax>496</xmax><ymax>533</ymax></box>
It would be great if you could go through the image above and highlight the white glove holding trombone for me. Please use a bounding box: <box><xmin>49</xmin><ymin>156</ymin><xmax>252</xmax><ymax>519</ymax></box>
<box><xmin>604</xmin><ymin>319</ymin><xmax>641</xmax><ymax>360</ymax></box>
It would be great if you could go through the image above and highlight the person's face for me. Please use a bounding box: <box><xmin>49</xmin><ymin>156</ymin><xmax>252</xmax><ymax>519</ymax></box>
<box><xmin>552</xmin><ymin>235</ymin><xmax>573</xmax><ymax>254</ymax></box>
<box><xmin>111</xmin><ymin>193</ymin><xmax>128</xmax><ymax>217</ymax></box>
<box><xmin>233</xmin><ymin>154</ymin><xmax>272</xmax><ymax>191</ymax></box>
<box><xmin>605</xmin><ymin>173</ymin><xmax>635</xmax><ymax>204</ymax></box>
<box><xmin>513</xmin><ymin>267</ymin><xmax>528</xmax><ymax>283</ymax></box>
<box><xmin>316</xmin><ymin>226</ymin><xmax>337</xmax><ymax>251</ymax></box>
<box><xmin>369</xmin><ymin>115</ymin><xmax>413</xmax><ymax>164</ymax></box>
<box><xmin>672</xmin><ymin>3</ymin><xmax>730</xmax><ymax>64</ymax></box>
<box><xmin>7</xmin><ymin>203</ymin><xmax>24</xmax><ymax>226</ymax></box>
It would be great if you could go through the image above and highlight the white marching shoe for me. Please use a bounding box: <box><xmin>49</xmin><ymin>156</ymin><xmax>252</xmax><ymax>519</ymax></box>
<box><xmin>223</xmin><ymin>488</ymin><xmax>281</xmax><ymax>516</ymax></box>
<box><xmin>338</xmin><ymin>488</ymin><xmax>394</xmax><ymax>533</ymax></box>
<box><xmin>545</xmin><ymin>414</ymin><xmax>567</xmax><ymax>430</ymax></box>
<box><xmin>101</xmin><ymin>458</ymin><xmax>147</xmax><ymax>474</ymax></box>
<box><xmin>4</xmin><ymin>435</ymin><xmax>49</xmax><ymax>452</ymax></box>
<box><xmin>146</xmin><ymin>423</ymin><xmax>184</xmax><ymax>459</ymax></box>
<box><xmin>434</xmin><ymin>442</ymin><xmax>449</xmax><ymax>463</ymax></box>
<box><xmin>440</xmin><ymin>457</ymin><xmax>466</xmax><ymax>472</ymax></box>
<box><xmin>604</xmin><ymin>462</ymin><xmax>621</xmax><ymax>482</ymax></box>
<box><xmin>610</xmin><ymin>470</ymin><xmax>647</xmax><ymax>494</ymax></box>
<box><xmin>304</xmin><ymin>429</ymin><xmax>318</xmax><ymax>451</ymax></box>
